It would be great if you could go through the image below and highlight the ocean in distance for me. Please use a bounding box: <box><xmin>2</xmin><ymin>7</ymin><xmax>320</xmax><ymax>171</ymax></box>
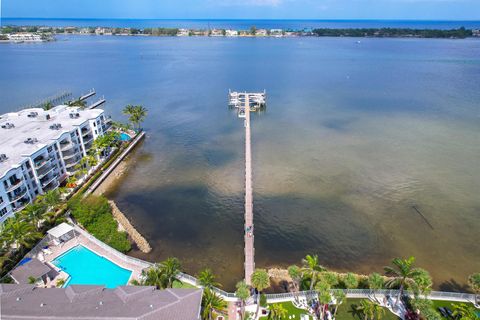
<box><xmin>2</xmin><ymin>18</ymin><xmax>480</xmax><ymax>30</ymax></box>
<box><xmin>0</xmin><ymin>32</ymin><xmax>479</xmax><ymax>291</ymax></box>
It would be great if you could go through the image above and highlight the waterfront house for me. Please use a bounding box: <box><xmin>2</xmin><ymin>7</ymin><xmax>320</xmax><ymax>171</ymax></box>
<box><xmin>270</xmin><ymin>29</ymin><xmax>284</xmax><ymax>37</ymax></box>
<box><xmin>225</xmin><ymin>29</ymin><xmax>239</xmax><ymax>37</ymax></box>
<box><xmin>0</xmin><ymin>284</ymin><xmax>203</xmax><ymax>320</ymax></box>
<box><xmin>256</xmin><ymin>29</ymin><xmax>268</xmax><ymax>36</ymax></box>
<box><xmin>6</xmin><ymin>33</ymin><xmax>43</xmax><ymax>42</ymax></box>
<box><xmin>0</xmin><ymin>106</ymin><xmax>107</xmax><ymax>224</ymax></box>
<box><xmin>177</xmin><ymin>29</ymin><xmax>190</xmax><ymax>36</ymax></box>
<box><xmin>210</xmin><ymin>29</ymin><xmax>225</xmax><ymax>36</ymax></box>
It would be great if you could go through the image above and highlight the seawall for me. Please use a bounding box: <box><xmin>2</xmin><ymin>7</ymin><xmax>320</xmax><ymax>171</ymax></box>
<box><xmin>108</xmin><ymin>200</ymin><xmax>152</xmax><ymax>253</ymax></box>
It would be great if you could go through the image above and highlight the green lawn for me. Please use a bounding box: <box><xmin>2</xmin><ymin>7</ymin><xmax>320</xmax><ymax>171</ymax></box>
<box><xmin>260</xmin><ymin>301</ymin><xmax>310</xmax><ymax>319</ymax></box>
<box><xmin>336</xmin><ymin>299</ymin><xmax>399</xmax><ymax>320</ymax></box>
<box><xmin>172</xmin><ymin>280</ymin><xmax>197</xmax><ymax>289</ymax></box>
<box><xmin>261</xmin><ymin>299</ymin><xmax>400</xmax><ymax>320</ymax></box>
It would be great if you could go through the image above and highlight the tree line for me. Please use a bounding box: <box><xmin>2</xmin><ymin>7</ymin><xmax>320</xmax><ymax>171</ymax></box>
<box><xmin>312</xmin><ymin>27</ymin><xmax>473</xmax><ymax>39</ymax></box>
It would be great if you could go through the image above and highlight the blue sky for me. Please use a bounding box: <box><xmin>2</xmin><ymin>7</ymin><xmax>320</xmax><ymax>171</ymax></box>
<box><xmin>2</xmin><ymin>0</ymin><xmax>480</xmax><ymax>20</ymax></box>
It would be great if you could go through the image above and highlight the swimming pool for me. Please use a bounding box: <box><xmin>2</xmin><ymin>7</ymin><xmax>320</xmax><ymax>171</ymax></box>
<box><xmin>52</xmin><ymin>245</ymin><xmax>132</xmax><ymax>288</ymax></box>
<box><xmin>119</xmin><ymin>132</ymin><xmax>131</xmax><ymax>141</ymax></box>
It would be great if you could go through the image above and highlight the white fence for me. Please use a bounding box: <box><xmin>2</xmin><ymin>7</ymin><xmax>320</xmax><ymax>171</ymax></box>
<box><xmin>264</xmin><ymin>289</ymin><xmax>476</xmax><ymax>304</ymax></box>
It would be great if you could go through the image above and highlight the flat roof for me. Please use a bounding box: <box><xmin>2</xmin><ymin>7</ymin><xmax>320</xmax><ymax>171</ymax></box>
<box><xmin>47</xmin><ymin>222</ymin><xmax>74</xmax><ymax>239</ymax></box>
<box><xmin>0</xmin><ymin>284</ymin><xmax>203</xmax><ymax>320</ymax></box>
<box><xmin>10</xmin><ymin>259</ymin><xmax>53</xmax><ymax>284</ymax></box>
<box><xmin>0</xmin><ymin>105</ymin><xmax>104</xmax><ymax>179</ymax></box>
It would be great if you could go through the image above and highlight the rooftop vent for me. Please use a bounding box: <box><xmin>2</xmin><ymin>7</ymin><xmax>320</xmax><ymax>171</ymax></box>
<box><xmin>1</xmin><ymin>122</ymin><xmax>15</xmax><ymax>129</ymax></box>
<box><xmin>49</xmin><ymin>123</ymin><xmax>62</xmax><ymax>130</ymax></box>
<box><xmin>24</xmin><ymin>138</ymin><xmax>38</xmax><ymax>144</ymax></box>
<box><xmin>0</xmin><ymin>154</ymin><xmax>8</xmax><ymax>162</ymax></box>
<box><xmin>69</xmin><ymin>113</ymin><xmax>80</xmax><ymax>119</ymax></box>
<box><xmin>27</xmin><ymin>112</ymin><xmax>39</xmax><ymax>118</ymax></box>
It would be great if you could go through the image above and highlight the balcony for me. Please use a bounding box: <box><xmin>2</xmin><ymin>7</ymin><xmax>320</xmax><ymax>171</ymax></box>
<box><xmin>5</xmin><ymin>178</ymin><xmax>24</xmax><ymax>193</ymax></box>
<box><xmin>81</xmin><ymin>127</ymin><xmax>91</xmax><ymax>136</ymax></box>
<box><xmin>43</xmin><ymin>180</ymin><xmax>59</xmax><ymax>192</ymax></box>
<box><xmin>9</xmin><ymin>188</ymin><xmax>28</xmax><ymax>203</ymax></box>
<box><xmin>65</xmin><ymin>158</ymin><xmax>81</xmax><ymax>169</ymax></box>
<box><xmin>41</xmin><ymin>175</ymin><xmax>58</xmax><ymax>188</ymax></box>
<box><xmin>62</xmin><ymin>149</ymin><xmax>81</xmax><ymax>160</ymax></box>
<box><xmin>34</xmin><ymin>158</ymin><xmax>51</xmax><ymax>170</ymax></box>
<box><xmin>37</xmin><ymin>166</ymin><xmax>55</xmax><ymax>180</ymax></box>
<box><xmin>83</xmin><ymin>135</ymin><xmax>94</xmax><ymax>145</ymax></box>
<box><xmin>60</xmin><ymin>141</ymin><xmax>74</xmax><ymax>151</ymax></box>
<box><xmin>13</xmin><ymin>199</ymin><xmax>30</xmax><ymax>213</ymax></box>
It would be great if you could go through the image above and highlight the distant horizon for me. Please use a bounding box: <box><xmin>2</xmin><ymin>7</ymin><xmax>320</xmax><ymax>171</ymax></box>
<box><xmin>3</xmin><ymin>17</ymin><xmax>480</xmax><ymax>22</ymax></box>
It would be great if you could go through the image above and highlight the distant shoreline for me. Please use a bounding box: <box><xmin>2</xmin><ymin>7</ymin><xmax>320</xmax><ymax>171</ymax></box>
<box><xmin>2</xmin><ymin>25</ymin><xmax>479</xmax><ymax>39</ymax></box>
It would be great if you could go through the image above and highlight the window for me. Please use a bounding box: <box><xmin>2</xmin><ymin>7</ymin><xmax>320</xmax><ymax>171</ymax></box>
<box><xmin>0</xmin><ymin>207</ymin><xmax>8</xmax><ymax>217</ymax></box>
<box><xmin>0</xmin><ymin>196</ymin><xmax>3</xmax><ymax>204</ymax></box>
<box><xmin>47</xmin><ymin>146</ymin><xmax>53</xmax><ymax>153</ymax></box>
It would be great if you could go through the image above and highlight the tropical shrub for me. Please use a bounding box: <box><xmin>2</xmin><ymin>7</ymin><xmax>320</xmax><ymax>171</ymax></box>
<box><xmin>68</xmin><ymin>195</ymin><xmax>131</xmax><ymax>252</ymax></box>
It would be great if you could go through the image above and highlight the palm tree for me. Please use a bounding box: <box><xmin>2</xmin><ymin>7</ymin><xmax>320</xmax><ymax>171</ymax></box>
<box><xmin>322</xmin><ymin>272</ymin><xmax>340</xmax><ymax>287</ymax></box>
<box><xmin>316</xmin><ymin>279</ymin><xmax>331</xmax><ymax>320</ymax></box>
<box><xmin>160</xmin><ymin>257</ymin><xmax>182</xmax><ymax>288</ymax></box>
<box><xmin>138</xmin><ymin>263</ymin><xmax>164</xmax><ymax>289</ymax></box>
<box><xmin>301</xmin><ymin>254</ymin><xmax>327</xmax><ymax>290</ymax></box>
<box><xmin>333</xmin><ymin>290</ymin><xmax>346</xmax><ymax>319</ymax></box>
<box><xmin>251</xmin><ymin>269</ymin><xmax>271</xmax><ymax>318</ymax></box>
<box><xmin>235</xmin><ymin>280</ymin><xmax>250</xmax><ymax>320</ymax></box>
<box><xmin>343</xmin><ymin>273</ymin><xmax>359</xmax><ymax>290</ymax></box>
<box><xmin>413</xmin><ymin>268</ymin><xmax>433</xmax><ymax>297</ymax></box>
<box><xmin>122</xmin><ymin>105</ymin><xmax>148</xmax><ymax>131</ymax></box>
<box><xmin>368</xmin><ymin>273</ymin><xmax>384</xmax><ymax>302</ymax></box>
<box><xmin>384</xmin><ymin>256</ymin><xmax>423</xmax><ymax>307</ymax></box>
<box><xmin>288</xmin><ymin>265</ymin><xmax>301</xmax><ymax>293</ymax></box>
<box><xmin>452</xmin><ymin>303</ymin><xmax>478</xmax><ymax>320</ymax></box>
<box><xmin>39</xmin><ymin>190</ymin><xmax>61</xmax><ymax>211</ymax></box>
<box><xmin>268</xmin><ymin>303</ymin><xmax>287</xmax><ymax>320</ymax></box>
<box><xmin>20</xmin><ymin>203</ymin><xmax>46</xmax><ymax>231</ymax></box>
<box><xmin>2</xmin><ymin>218</ymin><xmax>41</xmax><ymax>250</ymax></box>
<box><xmin>468</xmin><ymin>273</ymin><xmax>480</xmax><ymax>305</ymax></box>
<box><xmin>197</xmin><ymin>268</ymin><xmax>221</xmax><ymax>289</ymax></box>
<box><xmin>201</xmin><ymin>288</ymin><xmax>227</xmax><ymax>320</ymax></box>
<box><xmin>358</xmin><ymin>300</ymin><xmax>385</xmax><ymax>320</ymax></box>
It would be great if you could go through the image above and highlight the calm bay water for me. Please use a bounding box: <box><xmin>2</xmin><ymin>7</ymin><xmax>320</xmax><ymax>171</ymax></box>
<box><xmin>0</xmin><ymin>34</ymin><xmax>479</xmax><ymax>291</ymax></box>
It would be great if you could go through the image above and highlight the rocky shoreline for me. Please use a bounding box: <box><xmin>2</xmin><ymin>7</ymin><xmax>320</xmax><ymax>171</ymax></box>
<box><xmin>109</xmin><ymin>200</ymin><xmax>152</xmax><ymax>253</ymax></box>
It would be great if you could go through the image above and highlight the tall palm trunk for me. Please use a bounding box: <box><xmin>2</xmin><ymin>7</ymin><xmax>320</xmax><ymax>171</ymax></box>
<box><xmin>255</xmin><ymin>293</ymin><xmax>260</xmax><ymax>319</ymax></box>
<box><xmin>310</xmin><ymin>273</ymin><xmax>316</xmax><ymax>291</ymax></box>
<box><xmin>395</xmin><ymin>282</ymin><xmax>404</xmax><ymax>307</ymax></box>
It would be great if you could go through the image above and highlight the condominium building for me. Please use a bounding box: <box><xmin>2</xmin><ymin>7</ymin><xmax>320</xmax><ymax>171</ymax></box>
<box><xmin>0</xmin><ymin>105</ymin><xmax>107</xmax><ymax>224</ymax></box>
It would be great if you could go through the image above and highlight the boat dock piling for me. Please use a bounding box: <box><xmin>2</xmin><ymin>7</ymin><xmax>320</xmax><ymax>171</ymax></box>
<box><xmin>87</xmin><ymin>96</ymin><xmax>106</xmax><ymax>109</ymax></box>
<box><xmin>229</xmin><ymin>90</ymin><xmax>266</xmax><ymax>285</ymax></box>
<box><xmin>79</xmin><ymin>88</ymin><xmax>96</xmax><ymax>101</ymax></box>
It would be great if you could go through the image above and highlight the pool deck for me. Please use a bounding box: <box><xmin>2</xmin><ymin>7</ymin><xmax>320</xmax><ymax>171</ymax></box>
<box><xmin>38</xmin><ymin>233</ymin><xmax>145</xmax><ymax>287</ymax></box>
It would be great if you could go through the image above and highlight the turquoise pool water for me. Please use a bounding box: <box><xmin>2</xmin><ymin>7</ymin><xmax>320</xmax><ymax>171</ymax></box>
<box><xmin>119</xmin><ymin>133</ymin><xmax>131</xmax><ymax>141</ymax></box>
<box><xmin>52</xmin><ymin>245</ymin><xmax>132</xmax><ymax>288</ymax></box>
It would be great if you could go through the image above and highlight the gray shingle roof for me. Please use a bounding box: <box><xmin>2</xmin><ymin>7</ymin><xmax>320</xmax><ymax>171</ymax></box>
<box><xmin>10</xmin><ymin>258</ymin><xmax>53</xmax><ymax>284</ymax></box>
<box><xmin>0</xmin><ymin>284</ymin><xmax>203</xmax><ymax>320</ymax></box>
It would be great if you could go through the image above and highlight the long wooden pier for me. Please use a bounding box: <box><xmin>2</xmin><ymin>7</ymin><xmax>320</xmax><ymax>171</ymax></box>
<box><xmin>244</xmin><ymin>94</ymin><xmax>255</xmax><ymax>285</ymax></box>
<box><xmin>229</xmin><ymin>90</ymin><xmax>266</xmax><ymax>285</ymax></box>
